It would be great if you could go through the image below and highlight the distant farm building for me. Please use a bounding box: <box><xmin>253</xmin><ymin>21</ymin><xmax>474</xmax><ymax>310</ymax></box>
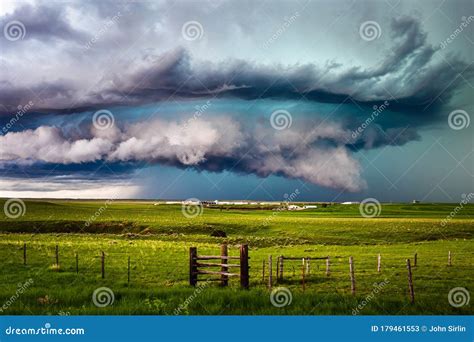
<box><xmin>303</xmin><ymin>205</ymin><xmax>317</xmax><ymax>209</ymax></box>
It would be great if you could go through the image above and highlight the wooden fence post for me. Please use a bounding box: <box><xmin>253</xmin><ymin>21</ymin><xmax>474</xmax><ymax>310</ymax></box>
<box><xmin>23</xmin><ymin>243</ymin><xmax>26</xmax><ymax>265</ymax></box>
<box><xmin>75</xmin><ymin>253</ymin><xmax>79</xmax><ymax>273</ymax></box>
<box><xmin>55</xmin><ymin>245</ymin><xmax>59</xmax><ymax>267</ymax></box>
<box><xmin>189</xmin><ymin>247</ymin><xmax>197</xmax><ymax>286</ymax></box>
<box><xmin>306</xmin><ymin>257</ymin><xmax>310</xmax><ymax>275</ymax></box>
<box><xmin>221</xmin><ymin>244</ymin><xmax>228</xmax><ymax>286</ymax></box>
<box><xmin>302</xmin><ymin>258</ymin><xmax>306</xmax><ymax>291</ymax></box>
<box><xmin>414</xmin><ymin>253</ymin><xmax>417</xmax><ymax>267</ymax></box>
<box><xmin>240</xmin><ymin>244</ymin><xmax>249</xmax><ymax>289</ymax></box>
<box><xmin>127</xmin><ymin>256</ymin><xmax>131</xmax><ymax>284</ymax></box>
<box><xmin>377</xmin><ymin>253</ymin><xmax>381</xmax><ymax>273</ymax></box>
<box><xmin>406</xmin><ymin>259</ymin><xmax>415</xmax><ymax>303</ymax></box>
<box><xmin>101</xmin><ymin>251</ymin><xmax>105</xmax><ymax>279</ymax></box>
<box><xmin>279</xmin><ymin>255</ymin><xmax>284</xmax><ymax>281</ymax></box>
<box><xmin>349</xmin><ymin>256</ymin><xmax>355</xmax><ymax>295</ymax></box>
<box><xmin>262</xmin><ymin>259</ymin><xmax>265</xmax><ymax>283</ymax></box>
<box><xmin>268</xmin><ymin>255</ymin><xmax>273</xmax><ymax>289</ymax></box>
<box><xmin>326</xmin><ymin>256</ymin><xmax>330</xmax><ymax>277</ymax></box>
<box><xmin>276</xmin><ymin>256</ymin><xmax>280</xmax><ymax>283</ymax></box>
<box><xmin>448</xmin><ymin>251</ymin><xmax>452</xmax><ymax>266</ymax></box>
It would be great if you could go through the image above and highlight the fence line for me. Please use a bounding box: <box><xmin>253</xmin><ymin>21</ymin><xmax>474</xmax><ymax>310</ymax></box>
<box><xmin>7</xmin><ymin>242</ymin><xmax>466</xmax><ymax>304</ymax></box>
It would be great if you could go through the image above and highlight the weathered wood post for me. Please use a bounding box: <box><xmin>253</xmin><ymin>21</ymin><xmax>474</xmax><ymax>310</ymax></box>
<box><xmin>101</xmin><ymin>251</ymin><xmax>105</xmax><ymax>279</ymax></box>
<box><xmin>349</xmin><ymin>256</ymin><xmax>355</xmax><ymax>295</ymax></box>
<box><xmin>414</xmin><ymin>253</ymin><xmax>417</xmax><ymax>267</ymax></box>
<box><xmin>262</xmin><ymin>259</ymin><xmax>265</xmax><ymax>283</ymax></box>
<box><xmin>448</xmin><ymin>251</ymin><xmax>452</xmax><ymax>266</ymax></box>
<box><xmin>268</xmin><ymin>255</ymin><xmax>273</xmax><ymax>289</ymax></box>
<box><xmin>221</xmin><ymin>244</ymin><xmax>228</xmax><ymax>286</ymax></box>
<box><xmin>326</xmin><ymin>256</ymin><xmax>330</xmax><ymax>276</ymax></box>
<box><xmin>377</xmin><ymin>253</ymin><xmax>381</xmax><ymax>273</ymax></box>
<box><xmin>23</xmin><ymin>243</ymin><xmax>26</xmax><ymax>265</ymax></box>
<box><xmin>75</xmin><ymin>253</ymin><xmax>79</xmax><ymax>273</ymax></box>
<box><xmin>240</xmin><ymin>244</ymin><xmax>249</xmax><ymax>289</ymax></box>
<box><xmin>279</xmin><ymin>255</ymin><xmax>284</xmax><ymax>281</ymax></box>
<box><xmin>55</xmin><ymin>245</ymin><xmax>59</xmax><ymax>267</ymax></box>
<box><xmin>276</xmin><ymin>256</ymin><xmax>280</xmax><ymax>283</ymax></box>
<box><xmin>406</xmin><ymin>259</ymin><xmax>415</xmax><ymax>303</ymax></box>
<box><xmin>189</xmin><ymin>247</ymin><xmax>197</xmax><ymax>286</ymax></box>
<box><xmin>127</xmin><ymin>256</ymin><xmax>131</xmax><ymax>284</ymax></box>
<box><xmin>302</xmin><ymin>258</ymin><xmax>306</xmax><ymax>291</ymax></box>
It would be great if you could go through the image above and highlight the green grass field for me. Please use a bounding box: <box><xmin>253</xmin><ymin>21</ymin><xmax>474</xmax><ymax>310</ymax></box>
<box><xmin>0</xmin><ymin>199</ymin><xmax>472</xmax><ymax>315</ymax></box>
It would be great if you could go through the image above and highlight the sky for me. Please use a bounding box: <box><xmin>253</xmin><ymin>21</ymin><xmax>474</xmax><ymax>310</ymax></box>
<box><xmin>0</xmin><ymin>0</ymin><xmax>473</xmax><ymax>202</ymax></box>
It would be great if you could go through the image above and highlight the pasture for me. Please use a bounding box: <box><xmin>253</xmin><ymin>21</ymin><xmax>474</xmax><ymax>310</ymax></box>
<box><xmin>0</xmin><ymin>199</ymin><xmax>472</xmax><ymax>315</ymax></box>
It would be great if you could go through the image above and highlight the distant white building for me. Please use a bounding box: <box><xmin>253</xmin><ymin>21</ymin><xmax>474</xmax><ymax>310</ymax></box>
<box><xmin>182</xmin><ymin>199</ymin><xmax>200</xmax><ymax>205</ymax></box>
<box><xmin>287</xmin><ymin>204</ymin><xmax>303</xmax><ymax>211</ymax></box>
<box><xmin>165</xmin><ymin>201</ymin><xmax>181</xmax><ymax>204</ymax></box>
<box><xmin>303</xmin><ymin>205</ymin><xmax>317</xmax><ymax>209</ymax></box>
<box><xmin>341</xmin><ymin>201</ymin><xmax>359</xmax><ymax>205</ymax></box>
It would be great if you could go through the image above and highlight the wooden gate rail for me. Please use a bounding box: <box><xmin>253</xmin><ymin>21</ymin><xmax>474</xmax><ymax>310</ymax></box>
<box><xmin>189</xmin><ymin>244</ymin><xmax>249</xmax><ymax>289</ymax></box>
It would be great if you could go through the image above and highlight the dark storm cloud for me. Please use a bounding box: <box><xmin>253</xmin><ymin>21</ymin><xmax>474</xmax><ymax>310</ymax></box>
<box><xmin>0</xmin><ymin>4</ymin><xmax>89</xmax><ymax>43</ymax></box>
<box><xmin>0</xmin><ymin>16</ymin><xmax>471</xmax><ymax>116</ymax></box>
<box><xmin>1</xmin><ymin>0</ymin><xmax>471</xmax><ymax>195</ymax></box>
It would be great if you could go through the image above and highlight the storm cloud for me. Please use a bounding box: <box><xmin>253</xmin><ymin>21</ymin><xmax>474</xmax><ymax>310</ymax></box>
<box><xmin>0</xmin><ymin>14</ymin><xmax>471</xmax><ymax>115</ymax></box>
<box><xmin>0</xmin><ymin>0</ymin><xmax>472</xmax><ymax>198</ymax></box>
<box><xmin>0</xmin><ymin>116</ymin><xmax>367</xmax><ymax>191</ymax></box>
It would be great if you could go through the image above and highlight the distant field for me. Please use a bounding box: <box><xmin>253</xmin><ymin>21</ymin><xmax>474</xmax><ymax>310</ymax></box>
<box><xmin>0</xmin><ymin>199</ymin><xmax>472</xmax><ymax>315</ymax></box>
